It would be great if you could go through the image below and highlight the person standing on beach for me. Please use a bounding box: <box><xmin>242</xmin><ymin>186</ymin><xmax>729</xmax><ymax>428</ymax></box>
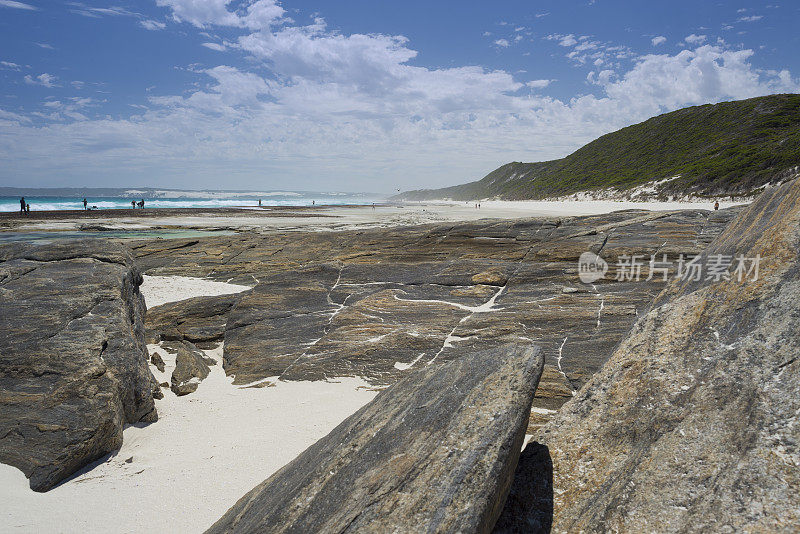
<box><xmin>714</xmin><ymin>201</ymin><xmax>719</xmax><ymax>211</ymax></box>
<box><xmin>131</xmin><ymin>200</ymin><xmax>135</xmax><ymax>209</ymax></box>
<box><xmin>20</xmin><ymin>197</ymin><xmax>26</xmax><ymax>214</ymax></box>
<box><xmin>26</xmin><ymin>203</ymin><xmax>30</xmax><ymax>213</ymax></box>
<box><xmin>83</xmin><ymin>198</ymin><xmax>88</xmax><ymax>210</ymax></box>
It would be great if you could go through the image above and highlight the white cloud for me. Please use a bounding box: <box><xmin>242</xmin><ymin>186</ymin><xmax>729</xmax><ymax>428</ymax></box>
<box><xmin>526</xmin><ymin>79</ymin><xmax>553</xmax><ymax>89</ymax></box>
<box><xmin>547</xmin><ymin>34</ymin><xmax>634</xmax><ymax>68</ymax></box>
<box><xmin>0</xmin><ymin>0</ymin><xmax>37</xmax><ymax>10</ymax></box>
<box><xmin>651</xmin><ymin>36</ymin><xmax>667</xmax><ymax>46</ymax></box>
<box><xmin>0</xmin><ymin>60</ymin><xmax>21</xmax><ymax>70</ymax></box>
<box><xmin>553</xmin><ymin>34</ymin><xmax>578</xmax><ymax>47</ymax></box>
<box><xmin>737</xmin><ymin>15</ymin><xmax>763</xmax><ymax>22</ymax></box>
<box><xmin>140</xmin><ymin>19</ymin><xmax>167</xmax><ymax>31</ymax></box>
<box><xmin>69</xmin><ymin>4</ymin><xmax>138</xmax><ymax>18</ymax></box>
<box><xmin>685</xmin><ymin>34</ymin><xmax>707</xmax><ymax>44</ymax></box>
<box><xmin>24</xmin><ymin>73</ymin><xmax>58</xmax><ymax>88</ymax></box>
<box><xmin>1</xmin><ymin>1</ymin><xmax>798</xmax><ymax>192</ymax></box>
<box><xmin>35</xmin><ymin>43</ymin><xmax>54</xmax><ymax>50</ymax></box>
<box><xmin>0</xmin><ymin>109</ymin><xmax>31</xmax><ymax>123</ymax></box>
<box><xmin>589</xmin><ymin>45</ymin><xmax>798</xmax><ymax>115</ymax></box>
<box><xmin>155</xmin><ymin>0</ymin><xmax>284</xmax><ymax>29</ymax></box>
<box><xmin>494</xmin><ymin>39</ymin><xmax>510</xmax><ymax>48</ymax></box>
<box><xmin>201</xmin><ymin>42</ymin><xmax>226</xmax><ymax>51</ymax></box>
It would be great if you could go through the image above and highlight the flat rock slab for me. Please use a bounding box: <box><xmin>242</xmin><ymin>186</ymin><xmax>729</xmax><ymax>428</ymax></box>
<box><xmin>145</xmin><ymin>292</ymin><xmax>242</xmax><ymax>345</ymax></box>
<box><xmin>133</xmin><ymin>209</ymin><xmax>740</xmax><ymax>422</ymax></box>
<box><xmin>0</xmin><ymin>240</ymin><xmax>159</xmax><ymax>491</ymax></box>
<box><xmin>207</xmin><ymin>344</ymin><xmax>544</xmax><ymax>534</ymax></box>
<box><xmin>515</xmin><ymin>179</ymin><xmax>800</xmax><ymax>531</ymax></box>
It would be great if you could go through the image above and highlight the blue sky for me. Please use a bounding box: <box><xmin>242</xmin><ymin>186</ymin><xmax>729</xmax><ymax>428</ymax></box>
<box><xmin>1</xmin><ymin>0</ymin><xmax>798</xmax><ymax>193</ymax></box>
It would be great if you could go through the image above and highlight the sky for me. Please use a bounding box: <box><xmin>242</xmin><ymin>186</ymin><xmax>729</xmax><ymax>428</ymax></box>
<box><xmin>1</xmin><ymin>1</ymin><xmax>799</xmax><ymax>193</ymax></box>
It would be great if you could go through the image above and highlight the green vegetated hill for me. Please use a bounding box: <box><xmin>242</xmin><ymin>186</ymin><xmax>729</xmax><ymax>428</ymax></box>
<box><xmin>396</xmin><ymin>94</ymin><xmax>800</xmax><ymax>201</ymax></box>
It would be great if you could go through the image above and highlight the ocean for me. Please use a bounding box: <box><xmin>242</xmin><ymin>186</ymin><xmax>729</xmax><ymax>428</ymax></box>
<box><xmin>0</xmin><ymin>191</ymin><xmax>382</xmax><ymax>212</ymax></box>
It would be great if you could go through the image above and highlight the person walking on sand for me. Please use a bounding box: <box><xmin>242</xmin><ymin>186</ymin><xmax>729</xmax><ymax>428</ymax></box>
<box><xmin>20</xmin><ymin>197</ymin><xmax>26</xmax><ymax>214</ymax></box>
<box><xmin>714</xmin><ymin>201</ymin><xmax>719</xmax><ymax>211</ymax></box>
<box><xmin>131</xmin><ymin>200</ymin><xmax>136</xmax><ymax>209</ymax></box>
<box><xmin>26</xmin><ymin>203</ymin><xmax>30</xmax><ymax>213</ymax></box>
<box><xmin>83</xmin><ymin>198</ymin><xmax>88</xmax><ymax>210</ymax></box>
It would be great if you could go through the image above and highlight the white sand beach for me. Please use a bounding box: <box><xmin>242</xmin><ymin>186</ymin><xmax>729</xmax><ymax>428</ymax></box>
<box><xmin>5</xmin><ymin>198</ymin><xmax>751</xmax><ymax>237</ymax></box>
<box><xmin>140</xmin><ymin>275</ymin><xmax>252</xmax><ymax>308</ymax></box>
<box><xmin>0</xmin><ymin>277</ymin><xmax>378</xmax><ymax>533</ymax></box>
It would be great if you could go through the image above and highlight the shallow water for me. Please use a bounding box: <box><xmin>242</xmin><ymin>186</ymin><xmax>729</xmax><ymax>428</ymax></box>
<box><xmin>0</xmin><ymin>229</ymin><xmax>236</xmax><ymax>245</ymax></box>
<box><xmin>0</xmin><ymin>194</ymin><xmax>380</xmax><ymax>212</ymax></box>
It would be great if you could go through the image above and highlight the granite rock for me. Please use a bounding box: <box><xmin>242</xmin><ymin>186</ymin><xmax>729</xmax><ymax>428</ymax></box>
<box><xmin>170</xmin><ymin>343</ymin><xmax>211</xmax><ymax>396</ymax></box>
<box><xmin>207</xmin><ymin>344</ymin><xmax>544</xmax><ymax>534</ymax></box>
<box><xmin>145</xmin><ymin>293</ymin><xmax>241</xmax><ymax>345</ymax></box>
<box><xmin>513</xmin><ymin>179</ymin><xmax>800</xmax><ymax>531</ymax></box>
<box><xmin>132</xmin><ymin>209</ymin><xmax>739</xmax><ymax>425</ymax></box>
<box><xmin>0</xmin><ymin>240</ymin><xmax>158</xmax><ymax>491</ymax></box>
<box><xmin>150</xmin><ymin>352</ymin><xmax>166</xmax><ymax>373</ymax></box>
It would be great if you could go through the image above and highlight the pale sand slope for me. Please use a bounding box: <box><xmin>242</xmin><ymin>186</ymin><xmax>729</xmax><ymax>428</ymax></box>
<box><xmin>0</xmin><ymin>277</ymin><xmax>378</xmax><ymax>533</ymax></box>
<box><xmin>140</xmin><ymin>275</ymin><xmax>251</xmax><ymax>308</ymax></box>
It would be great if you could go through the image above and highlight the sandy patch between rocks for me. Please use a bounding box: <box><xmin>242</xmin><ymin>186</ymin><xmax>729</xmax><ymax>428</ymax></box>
<box><xmin>0</xmin><ymin>277</ymin><xmax>378</xmax><ymax>533</ymax></box>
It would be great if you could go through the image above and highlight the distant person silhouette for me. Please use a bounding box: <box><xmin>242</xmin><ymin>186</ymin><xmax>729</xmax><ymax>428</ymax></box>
<box><xmin>26</xmin><ymin>203</ymin><xmax>30</xmax><ymax>213</ymax></box>
<box><xmin>137</xmin><ymin>199</ymin><xmax>145</xmax><ymax>209</ymax></box>
<box><xmin>131</xmin><ymin>200</ymin><xmax>136</xmax><ymax>209</ymax></box>
<box><xmin>714</xmin><ymin>201</ymin><xmax>719</xmax><ymax>211</ymax></box>
<box><xmin>83</xmin><ymin>198</ymin><xmax>88</xmax><ymax>210</ymax></box>
<box><xmin>258</xmin><ymin>199</ymin><xmax>262</xmax><ymax>207</ymax></box>
<box><xmin>20</xmin><ymin>197</ymin><xmax>26</xmax><ymax>213</ymax></box>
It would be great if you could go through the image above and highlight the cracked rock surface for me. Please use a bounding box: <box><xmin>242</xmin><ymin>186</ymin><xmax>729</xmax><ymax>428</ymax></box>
<box><xmin>206</xmin><ymin>343</ymin><xmax>544</xmax><ymax>534</ymax></box>
<box><xmin>511</xmin><ymin>179</ymin><xmax>800</xmax><ymax>532</ymax></box>
<box><xmin>134</xmin><ymin>208</ymin><xmax>739</xmax><ymax>422</ymax></box>
<box><xmin>0</xmin><ymin>241</ymin><xmax>159</xmax><ymax>492</ymax></box>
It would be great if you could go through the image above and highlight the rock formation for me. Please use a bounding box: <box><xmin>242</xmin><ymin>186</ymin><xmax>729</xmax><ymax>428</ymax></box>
<box><xmin>145</xmin><ymin>293</ymin><xmax>241</xmax><ymax>345</ymax></box>
<box><xmin>501</xmin><ymin>179</ymin><xmax>800</xmax><ymax>531</ymax></box>
<box><xmin>206</xmin><ymin>344</ymin><xmax>544</xmax><ymax>534</ymax></box>
<box><xmin>170</xmin><ymin>343</ymin><xmax>212</xmax><ymax>396</ymax></box>
<box><xmin>133</xmin><ymin>208</ymin><xmax>738</xmax><ymax>425</ymax></box>
<box><xmin>0</xmin><ymin>241</ymin><xmax>159</xmax><ymax>491</ymax></box>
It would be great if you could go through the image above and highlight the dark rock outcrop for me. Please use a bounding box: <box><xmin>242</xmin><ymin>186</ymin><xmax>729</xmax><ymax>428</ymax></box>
<box><xmin>0</xmin><ymin>240</ymin><xmax>159</xmax><ymax>491</ymax></box>
<box><xmin>145</xmin><ymin>293</ymin><xmax>241</xmax><ymax>344</ymax></box>
<box><xmin>150</xmin><ymin>352</ymin><xmax>166</xmax><ymax>373</ymax></box>
<box><xmin>170</xmin><ymin>343</ymin><xmax>211</xmax><ymax>396</ymax></box>
<box><xmin>133</xmin><ymin>208</ymin><xmax>739</xmax><ymax>426</ymax></box>
<box><xmin>507</xmin><ymin>179</ymin><xmax>800</xmax><ymax>531</ymax></box>
<box><xmin>206</xmin><ymin>344</ymin><xmax>544</xmax><ymax>534</ymax></box>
